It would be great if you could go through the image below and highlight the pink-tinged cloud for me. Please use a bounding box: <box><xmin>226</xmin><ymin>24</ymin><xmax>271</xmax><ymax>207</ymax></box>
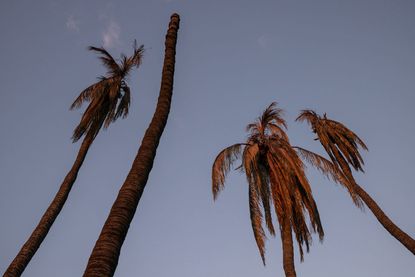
<box><xmin>102</xmin><ymin>21</ymin><xmax>121</xmax><ymax>48</ymax></box>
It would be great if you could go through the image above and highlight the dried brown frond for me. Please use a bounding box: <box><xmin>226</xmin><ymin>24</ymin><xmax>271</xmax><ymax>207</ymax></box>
<box><xmin>296</xmin><ymin>110</ymin><xmax>318</xmax><ymax>124</ymax></box>
<box><xmin>266</xmin><ymin>138</ymin><xmax>324</xmax><ymax>261</ymax></box>
<box><xmin>70</xmin><ymin>81</ymin><xmax>103</xmax><ymax>110</ymax></box>
<box><xmin>88</xmin><ymin>46</ymin><xmax>121</xmax><ymax>76</ymax></box>
<box><xmin>212</xmin><ymin>143</ymin><xmax>244</xmax><ymax>199</ymax></box>
<box><xmin>70</xmin><ymin>41</ymin><xmax>143</xmax><ymax>142</ymax></box>
<box><xmin>114</xmin><ymin>86</ymin><xmax>131</xmax><ymax>119</ymax></box>
<box><xmin>120</xmin><ymin>41</ymin><xmax>144</xmax><ymax>76</ymax></box>
<box><xmin>297</xmin><ymin>110</ymin><xmax>368</xmax><ymax>172</ymax></box>
<box><xmin>326</xmin><ymin>118</ymin><xmax>368</xmax><ymax>150</ymax></box>
<box><xmin>248</xmin><ymin>180</ymin><xmax>267</xmax><ymax>265</ymax></box>
<box><xmin>256</xmin><ymin>163</ymin><xmax>275</xmax><ymax>236</ymax></box>
<box><xmin>261</xmin><ymin>102</ymin><xmax>287</xmax><ymax>130</ymax></box>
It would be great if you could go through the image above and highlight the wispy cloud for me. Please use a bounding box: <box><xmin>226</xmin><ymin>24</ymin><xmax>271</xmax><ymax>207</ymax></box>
<box><xmin>102</xmin><ymin>20</ymin><xmax>121</xmax><ymax>48</ymax></box>
<box><xmin>66</xmin><ymin>15</ymin><xmax>80</xmax><ymax>32</ymax></box>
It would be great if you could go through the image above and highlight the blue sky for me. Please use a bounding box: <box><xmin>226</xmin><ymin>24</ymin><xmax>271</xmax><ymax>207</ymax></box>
<box><xmin>0</xmin><ymin>0</ymin><xmax>414</xmax><ymax>276</ymax></box>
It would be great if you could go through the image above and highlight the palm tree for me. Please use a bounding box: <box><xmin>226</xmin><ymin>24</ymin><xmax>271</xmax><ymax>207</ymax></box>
<box><xmin>82</xmin><ymin>13</ymin><xmax>180</xmax><ymax>277</ymax></box>
<box><xmin>212</xmin><ymin>103</ymin><xmax>325</xmax><ymax>277</ymax></box>
<box><xmin>297</xmin><ymin>110</ymin><xmax>415</xmax><ymax>254</ymax></box>
<box><xmin>4</xmin><ymin>43</ymin><xmax>144</xmax><ymax>277</ymax></box>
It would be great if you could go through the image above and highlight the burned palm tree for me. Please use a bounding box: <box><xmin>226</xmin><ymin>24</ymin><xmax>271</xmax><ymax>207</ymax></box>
<box><xmin>4</xmin><ymin>42</ymin><xmax>143</xmax><ymax>277</ymax></box>
<box><xmin>297</xmin><ymin>110</ymin><xmax>415</xmax><ymax>255</ymax></box>
<box><xmin>212</xmin><ymin>103</ymin><xmax>325</xmax><ymax>277</ymax></box>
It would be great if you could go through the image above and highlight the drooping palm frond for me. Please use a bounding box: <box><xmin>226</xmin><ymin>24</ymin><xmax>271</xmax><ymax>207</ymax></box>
<box><xmin>114</xmin><ymin>85</ymin><xmax>131</xmax><ymax>119</ymax></box>
<box><xmin>324</xmin><ymin>119</ymin><xmax>368</xmax><ymax>172</ymax></box>
<box><xmin>70</xmin><ymin>78</ymin><xmax>106</xmax><ymax>110</ymax></box>
<box><xmin>243</xmin><ymin>143</ymin><xmax>267</xmax><ymax>264</ymax></box>
<box><xmin>256</xmin><ymin>163</ymin><xmax>275</xmax><ymax>237</ymax></box>
<box><xmin>241</xmin><ymin>142</ymin><xmax>278</xmax><ymax>260</ymax></box>
<box><xmin>296</xmin><ymin>109</ymin><xmax>318</xmax><ymax>124</ymax></box>
<box><xmin>212</xmin><ymin>143</ymin><xmax>244</xmax><ymax>199</ymax></box>
<box><xmin>69</xmin><ymin>41</ymin><xmax>143</xmax><ymax>142</ymax></box>
<box><xmin>248</xmin><ymin>180</ymin><xmax>267</xmax><ymax>265</ymax></box>
<box><xmin>294</xmin><ymin>146</ymin><xmax>363</xmax><ymax>208</ymax></box>
<box><xmin>326</xmin><ymin>118</ymin><xmax>368</xmax><ymax>150</ymax></box>
<box><xmin>296</xmin><ymin>110</ymin><xmax>368</xmax><ymax>173</ymax></box>
<box><xmin>266</xmin><ymin>139</ymin><xmax>324</xmax><ymax>261</ymax></box>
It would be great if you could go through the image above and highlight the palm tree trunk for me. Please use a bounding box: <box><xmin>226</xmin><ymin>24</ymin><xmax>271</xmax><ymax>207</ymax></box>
<box><xmin>331</xmin><ymin>147</ymin><xmax>415</xmax><ymax>254</ymax></box>
<box><xmin>281</xmin><ymin>217</ymin><xmax>297</xmax><ymax>277</ymax></box>
<box><xmin>82</xmin><ymin>13</ymin><xmax>180</xmax><ymax>277</ymax></box>
<box><xmin>4</xmin><ymin>132</ymin><xmax>95</xmax><ymax>277</ymax></box>
<box><xmin>353</xmin><ymin>183</ymin><xmax>415</xmax><ymax>254</ymax></box>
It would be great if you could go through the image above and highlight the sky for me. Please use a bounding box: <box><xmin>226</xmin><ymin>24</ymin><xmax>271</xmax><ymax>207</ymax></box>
<box><xmin>0</xmin><ymin>0</ymin><xmax>414</xmax><ymax>276</ymax></box>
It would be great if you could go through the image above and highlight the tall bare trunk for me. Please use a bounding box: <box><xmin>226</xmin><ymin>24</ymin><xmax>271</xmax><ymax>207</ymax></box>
<box><xmin>332</xmin><ymin>147</ymin><xmax>415</xmax><ymax>255</ymax></box>
<box><xmin>4</xmin><ymin>133</ymin><xmax>95</xmax><ymax>277</ymax></box>
<box><xmin>281</xmin><ymin>217</ymin><xmax>296</xmax><ymax>277</ymax></box>
<box><xmin>82</xmin><ymin>13</ymin><xmax>180</xmax><ymax>277</ymax></box>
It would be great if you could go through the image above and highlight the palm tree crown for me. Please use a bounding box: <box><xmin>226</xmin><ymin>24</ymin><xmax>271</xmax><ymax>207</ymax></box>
<box><xmin>296</xmin><ymin>110</ymin><xmax>367</xmax><ymax>207</ymax></box>
<box><xmin>212</xmin><ymin>102</ymin><xmax>324</xmax><ymax>266</ymax></box>
<box><xmin>70</xmin><ymin>41</ymin><xmax>144</xmax><ymax>142</ymax></box>
<box><xmin>297</xmin><ymin>109</ymin><xmax>415</xmax><ymax>255</ymax></box>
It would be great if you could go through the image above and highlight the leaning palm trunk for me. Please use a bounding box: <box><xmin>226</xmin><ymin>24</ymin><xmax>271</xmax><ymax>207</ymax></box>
<box><xmin>353</xmin><ymin>182</ymin><xmax>415</xmax><ymax>254</ymax></box>
<box><xmin>4</xmin><ymin>132</ymin><xmax>95</xmax><ymax>277</ymax></box>
<box><xmin>281</xmin><ymin>217</ymin><xmax>297</xmax><ymax>277</ymax></box>
<box><xmin>297</xmin><ymin>110</ymin><xmax>415</xmax><ymax>255</ymax></box>
<box><xmin>83</xmin><ymin>13</ymin><xmax>180</xmax><ymax>277</ymax></box>
<box><xmin>332</xmin><ymin>148</ymin><xmax>415</xmax><ymax>255</ymax></box>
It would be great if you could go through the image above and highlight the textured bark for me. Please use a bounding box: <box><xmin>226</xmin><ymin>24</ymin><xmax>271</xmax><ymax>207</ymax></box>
<box><xmin>4</xmin><ymin>133</ymin><xmax>95</xmax><ymax>277</ymax></box>
<box><xmin>353</xmin><ymin>183</ymin><xmax>415</xmax><ymax>254</ymax></box>
<box><xmin>83</xmin><ymin>13</ymin><xmax>180</xmax><ymax>277</ymax></box>
<box><xmin>332</xmin><ymin>147</ymin><xmax>415</xmax><ymax>255</ymax></box>
<box><xmin>281</xmin><ymin>217</ymin><xmax>297</xmax><ymax>277</ymax></box>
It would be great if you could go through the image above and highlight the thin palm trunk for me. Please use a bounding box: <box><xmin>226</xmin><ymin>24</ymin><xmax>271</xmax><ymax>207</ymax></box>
<box><xmin>281</xmin><ymin>217</ymin><xmax>296</xmax><ymax>277</ymax></box>
<box><xmin>83</xmin><ymin>13</ymin><xmax>180</xmax><ymax>277</ymax></box>
<box><xmin>353</xmin><ymin>183</ymin><xmax>415</xmax><ymax>254</ymax></box>
<box><xmin>4</xmin><ymin>132</ymin><xmax>95</xmax><ymax>277</ymax></box>
<box><xmin>331</xmin><ymin>147</ymin><xmax>415</xmax><ymax>254</ymax></box>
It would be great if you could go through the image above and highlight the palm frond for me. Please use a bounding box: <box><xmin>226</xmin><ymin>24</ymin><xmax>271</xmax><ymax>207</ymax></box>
<box><xmin>72</xmin><ymin>96</ymin><xmax>109</xmax><ymax>142</ymax></box>
<box><xmin>248</xmin><ymin>181</ymin><xmax>267</xmax><ymax>265</ymax></box>
<box><xmin>256</xmin><ymin>163</ymin><xmax>275</xmax><ymax>236</ymax></box>
<box><xmin>261</xmin><ymin>102</ymin><xmax>287</xmax><ymax>130</ymax></box>
<box><xmin>326</xmin><ymin>118</ymin><xmax>368</xmax><ymax>150</ymax></box>
<box><xmin>121</xmin><ymin>41</ymin><xmax>144</xmax><ymax>76</ymax></box>
<box><xmin>294</xmin><ymin>146</ymin><xmax>363</xmax><ymax>208</ymax></box>
<box><xmin>212</xmin><ymin>143</ymin><xmax>244</xmax><ymax>199</ymax></box>
<box><xmin>88</xmin><ymin>46</ymin><xmax>120</xmax><ymax>76</ymax></box>
<box><xmin>114</xmin><ymin>86</ymin><xmax>131</xmax><ymax>119</ymax></box>
<box><xmin>70</xmin><ymin>80</ymin><xmax>105</xmax><ymax>110</ymax></box>
<box><xmin>296</xmin><ymin>110</ymin><xmax>318</xmax><ymax>124</ymax></box>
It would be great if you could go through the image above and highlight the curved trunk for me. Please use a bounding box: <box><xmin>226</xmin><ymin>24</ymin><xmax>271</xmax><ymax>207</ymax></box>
<box><xmin>353</xmin><ymin>183</ymin><xmax>415</xmax><ymax>254</ymax></box>
<box><xmin>331</xmin><ymin>146</ymin><xmax>415</xmax><ymax>254</ymax></box>
<box><xmin>4</xmin><ymin>133</ymin><xmax>95</xmax><ymax>277</ymax></box>
<box><xmin>82</xmin><ymin>14</ymin><xmax>180</xmax><ymax>277</ymax></box>
<box><xmin>281</xmin><ymin>217</ymin><xmax>297</xmax><ymax>277</ymax></box>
